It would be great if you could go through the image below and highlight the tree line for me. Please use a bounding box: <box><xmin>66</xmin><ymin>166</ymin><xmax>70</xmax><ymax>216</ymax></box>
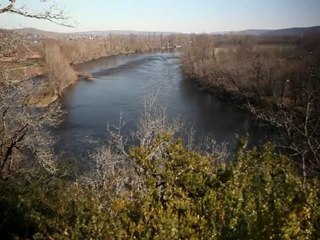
<box><xmin>181</xmin><ymin>33</ymin><xmax>320</xmax><ymax>184</ymax></box>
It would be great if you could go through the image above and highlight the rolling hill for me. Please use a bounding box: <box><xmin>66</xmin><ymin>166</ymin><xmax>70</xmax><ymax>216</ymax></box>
<box><xmin>214</xmin><ymin>26</ymin><xmax>320</xmax><ymax>37</ymax></box>
<box><xmin>4</xmin><ymin>26</ymin><xmax>320</xmax><ymax>38</ymax></box>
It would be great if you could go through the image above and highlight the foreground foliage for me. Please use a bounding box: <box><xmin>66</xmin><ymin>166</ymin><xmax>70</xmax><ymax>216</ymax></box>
<box><xmin>0</xmin><ymin>135</ymin><xmax>319</xmax><ymax>239</ymax></box>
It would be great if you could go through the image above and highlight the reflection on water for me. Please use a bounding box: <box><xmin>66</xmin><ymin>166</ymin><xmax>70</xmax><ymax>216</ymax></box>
<box><xmin>54</xmin><ymin>52</ymin><xmax>279</xmax><ymax>157</ymax></box>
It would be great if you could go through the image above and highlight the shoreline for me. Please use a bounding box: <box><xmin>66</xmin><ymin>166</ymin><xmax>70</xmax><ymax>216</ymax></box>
<box><xmin>37</xmin><ymin>49</ymin><xmax>176</xmax><ymax>108</ymax></box>
<box><xmin>187</xmin><ymin>77</ymin><xmax>255</xmax><ymax>108</ymax></box>
<box><xmin>186</xmin><ymin>76</ymin><xmax>282</xmax><ymax>128</ymax></box>
<box><xmin>32</xmin><ymin>51</ymin><xmax>136</xmax><ymax>107</ymax></box>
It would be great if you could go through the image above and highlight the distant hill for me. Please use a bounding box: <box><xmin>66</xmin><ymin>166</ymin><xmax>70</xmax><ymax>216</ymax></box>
<box><xmin>213</xmin><ymin>26</ymin><xmax>320</xmax><ymax>37</ymax></box>
<box><xmin>4</xmin><ymin>26</ymin><xmax>320</xmax><ymax>38</ymax></box>
<box><xmin>262</xmin><ymin>26</ymin><xmax>320</xmax><ymax>37</ymax></box>
<box><xmin>233</xmin><ymin>29</ymin><xmax>271</xmax><ymax>36</ymax></box>
<box><xmin>13</xmin><ymin>28</ymin><xmax>62</xmax><ymax>37</ymax></box>
<box><xmin>3</xmin><ymin>28</ymin><xmax>178</xmax><ymax>38</ymax></box>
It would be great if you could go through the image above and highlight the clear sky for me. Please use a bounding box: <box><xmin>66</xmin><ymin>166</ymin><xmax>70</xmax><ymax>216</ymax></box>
<box><xmin>0</xmin><ymin>0</ymin><xmax>319</xmax><ymax>33</ymax></box>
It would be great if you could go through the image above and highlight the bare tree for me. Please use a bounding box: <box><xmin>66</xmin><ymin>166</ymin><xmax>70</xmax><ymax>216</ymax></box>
<box><xmin>0</xmin><ymin>0</ymin><xmax>72</xmax><ymax>27</ymax></box>
<box><xmin>0</xmin><ymin>30</ymin><xmax>30</xmax><ymax>59</ymax></box>
<box><xmin>0</xmin><ymin>0</ymin><xmax>71</xmax><ymax>179</ymax></box>
<box><xmin>0</xmin><ymin>79</ymin><xmax>63</xmax><ymax>179</ymax></box>
<box><xmin>40</xmin><ymin>40</ymin><xmax>77</xmax><ymax>96</ymax></box>
<box><xmin>182</xmin><ymin>34</ymin><xmax>215</xmax><ymax>80</ymax></box>
<box><xmin>248</xmin><ymin>88</ymin><xmax>320</xmax><ymax>186</ymax></box>
<box><xmin>84</xmin><ymin>93</ymin><xmax>182</xmax><ymax>194</ymax></box>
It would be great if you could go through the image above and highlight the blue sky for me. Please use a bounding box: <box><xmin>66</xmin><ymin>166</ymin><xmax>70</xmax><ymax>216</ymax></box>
<box><xmin>0</xmin><ymin>0</ymin><xmax>319</xmax><ymax>33</ymax></box>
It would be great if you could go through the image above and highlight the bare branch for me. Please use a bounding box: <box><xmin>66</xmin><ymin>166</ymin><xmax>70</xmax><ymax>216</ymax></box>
<box><xmin>0</xmin><ymin>0</ymin><xmax>16</xmax><ymax>14</ymax></box>
<box><xmin>0</xmin><ymin>0</ymin><xmax>73</xmax><ymax>27</ymax></box>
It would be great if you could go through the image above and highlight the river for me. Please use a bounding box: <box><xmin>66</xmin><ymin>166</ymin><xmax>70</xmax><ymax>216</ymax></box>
<box><xmin>54</xmin><ymin>52</ymin><xmax>278</xmax><ymax>158</ymax></box>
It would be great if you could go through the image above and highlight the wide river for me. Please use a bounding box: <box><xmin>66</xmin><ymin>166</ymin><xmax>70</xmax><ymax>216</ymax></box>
<box><xmin>54</xmin><ymin>52</ymin><xmax>278</xmax><ymax>157</ymax></box>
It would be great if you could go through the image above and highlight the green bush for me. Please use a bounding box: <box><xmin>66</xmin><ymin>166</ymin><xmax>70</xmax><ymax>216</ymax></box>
<box><xmin>0</xmin><ymin>135</ymin><xmax>319</xmax><ymax>239</ymax></box>
<box><xmin>113</xmin><ymin>138</ymin><xmax>319</xmax><ymax>239</ymax></box>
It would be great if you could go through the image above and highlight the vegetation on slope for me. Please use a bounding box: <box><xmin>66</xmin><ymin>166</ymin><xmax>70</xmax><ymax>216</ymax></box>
<box><xmin>1</xmin><ymin>97</ymin><xmax>320</xmax><ymax>239</ymax></box>
<box><xmin>0</xmin><ymin>133</ymin><xmax>319</xmax><ymax>239</ymax></box>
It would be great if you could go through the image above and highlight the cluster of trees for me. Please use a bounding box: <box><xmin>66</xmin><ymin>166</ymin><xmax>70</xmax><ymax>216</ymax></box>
<box><xmin>182</xmin><ymin>34</ymin><xmax>320</xmax><ymax>102</ymax></box>
<box><xmin>0</xmin><ymin>1</ymin><xmax>67</xmax><ymax>179</ymax></box>
<box><xmin>40</xmin><ymin>33</ymin><xmax>187</xmax><ymax>65</ymax></box>
<box><xmin>181</xmin><ymin>34</ymin><xmax>320</xmax><ymax>182</ymax></box>
<box><xmin>0</xmin><ymin>30</ymin><xmax>30</xmax><ymax>59</ymax></box>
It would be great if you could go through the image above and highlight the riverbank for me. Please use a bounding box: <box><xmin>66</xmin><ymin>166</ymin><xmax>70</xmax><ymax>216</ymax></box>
<box><xmin>28</xmin><ymin>51</ymin><xmax>140</xmax><ymax>107</ymax></box>
<box><xmin>181</xmin><ymin>36</ymin><xmax>320</xmax><ymax>178</ymax></box>
<box><xmin>185</xmin><ymin>75</ymin><xmax>299</xmax><ymax>135</ymax></box>
<box><xmin>2</xmin><ymin>32</ymin><xmax>183</xmax><ymax>108</ymax></box>
<box><xmin>190</xmin><ymin>78</ymin><xmax>249</xmax><ymax>107</ymax></box>
<box><xmin>32</xmin><ymin>49</ymin><xmax>180</xmax><ymax>107</ymax></box>
<box><xmin>187</xmin><ymin>75</ymin><xmax>269</xmax><ymax>114</ymax></box>
<box><xmin>180</xmin><ymin>37</ymin><xmax>320</xmax><ymax>125</ymax></box>
<box><xmin>32</xmin><ymin>49</ymin><xmax>171</xmax><ymax>108</ymax></box>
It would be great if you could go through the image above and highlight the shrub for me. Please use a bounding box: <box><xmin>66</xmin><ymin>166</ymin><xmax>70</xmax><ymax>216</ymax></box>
<box><xmin>112</xmin><ymin>139</ymin><xmax>319</xmax><ymax>239</ymax></box>
<box><xmin>1</xmin><ymin>136</ymin><xmax>319</xmax><ymax>239</ymax></box>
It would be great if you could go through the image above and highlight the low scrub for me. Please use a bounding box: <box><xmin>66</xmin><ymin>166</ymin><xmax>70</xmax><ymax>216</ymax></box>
<box><xmin>0</xmin><ymin>134</ymin><xmax>319</xmax><ymax>239</ymax></box>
